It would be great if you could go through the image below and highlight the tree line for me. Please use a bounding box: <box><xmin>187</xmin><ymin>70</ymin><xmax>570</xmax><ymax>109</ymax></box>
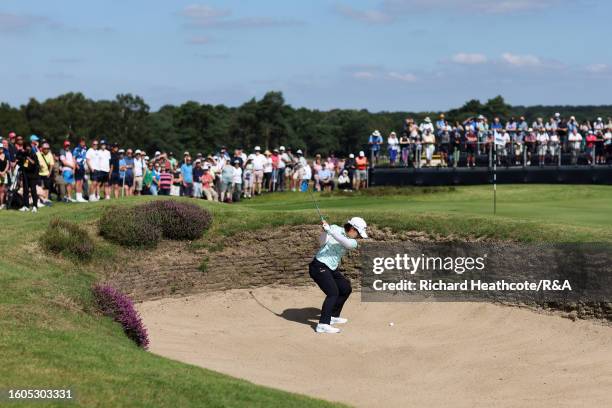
<box><xmin>1</xmin><ymin>92</ymin><xmax>611</xmax><ymax>156</ymax></box>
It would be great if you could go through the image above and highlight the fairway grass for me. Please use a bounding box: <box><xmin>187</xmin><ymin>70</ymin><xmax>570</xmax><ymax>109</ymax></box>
<box><xmin>0</xmin><ymin>184</ymin><xmax>610</xmax><ymax>407</ymax></box>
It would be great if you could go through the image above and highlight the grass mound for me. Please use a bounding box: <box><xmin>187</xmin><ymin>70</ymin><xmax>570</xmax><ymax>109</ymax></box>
<box><xmin>39</xmin><ymin>218</ymin><xmax>95</xmax><ymax>261</ymax></box>
<box><xmin>99</xmin><ymin>200</ymin><xmax>212</xmax><ymax>247</ymax></box>
<box><xmin>140</xmin><ymin>200</ymin><xmax>213</xmax><ymax>240</ymax></box>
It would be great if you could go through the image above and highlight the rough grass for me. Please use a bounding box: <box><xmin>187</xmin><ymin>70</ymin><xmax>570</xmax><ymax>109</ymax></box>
<box><xmin>1</xmin><ymin>185</ymin><xmax>612</xmax><ymax>407</ymax></box>
<box><xmin>39</xmin><ymin>218</ymin><xmax>95</xmax><ymax>261</ymax></box>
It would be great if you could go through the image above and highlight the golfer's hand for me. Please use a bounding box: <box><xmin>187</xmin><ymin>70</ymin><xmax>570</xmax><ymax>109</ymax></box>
<box><xmin>321</xmin><ymin>221</ymin><xmax>331</xmax><ymax>232</ymax></box>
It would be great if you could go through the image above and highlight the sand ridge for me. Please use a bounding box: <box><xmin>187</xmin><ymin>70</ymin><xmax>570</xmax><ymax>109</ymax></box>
<box><xmin>138</xmin><ymin>286</ymin><xmax>612</xmax><ymax>408</ymax></box>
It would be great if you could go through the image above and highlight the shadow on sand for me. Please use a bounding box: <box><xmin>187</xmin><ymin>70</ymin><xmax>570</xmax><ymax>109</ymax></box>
<box><xmin>278</xmin><ymin>307</ymin><xmax>320</xmax><ymax>329</ymax></box>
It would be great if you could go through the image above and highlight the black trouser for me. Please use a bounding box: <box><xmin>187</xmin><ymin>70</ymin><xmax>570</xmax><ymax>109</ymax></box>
<box><xmin>309</xmin><ymin>258</ymin><xmax>352</xmax><ymax>325</ymax></box>
<box><xmin>23</xmin><ymin>173</ymin><xmax>39</xmax><ymax>208</ymax></box>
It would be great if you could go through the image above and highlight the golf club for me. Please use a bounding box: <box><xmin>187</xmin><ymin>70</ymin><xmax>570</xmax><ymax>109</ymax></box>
<box><xmin>308</xmin><ymin>188</ymin><xmax>325</xmax><ymax>222</ymax></box>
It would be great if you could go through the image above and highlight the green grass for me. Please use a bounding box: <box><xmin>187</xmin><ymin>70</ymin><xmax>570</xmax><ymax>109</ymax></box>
<box><xmin>1</xmin><ymin>185</ymin><xmax>611</xmax><ymax>407</ymax></box>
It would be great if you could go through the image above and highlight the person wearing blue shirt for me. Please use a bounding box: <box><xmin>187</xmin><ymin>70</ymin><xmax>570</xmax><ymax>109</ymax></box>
<box><xmin>119</xmin><ymin>148</ymin><xmax>135</xmax><ymax>196</ymax></box>
<box><xmin>72</xmin><ymin>138</ymin><xmax>88</xmax><ymax>202</ymax></box>
<box><xmin>309</xmin><ymin>217</ymin><xmax>368</xmax><ymax>334</ymax></box>
<box><xmin>368</xmin><ymin>130</ymin><xmax>383</xmax><ymax>165</ymax></box>
<box><xmin>180</xmin><ymin>156</ymin><xmax>194</xmax><ymax>197</ymax></box>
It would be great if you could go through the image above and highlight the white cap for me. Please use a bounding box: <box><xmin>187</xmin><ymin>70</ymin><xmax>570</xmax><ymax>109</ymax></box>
<box><xmin>135</xmin><ymin>149</ymin><xmax>142</xmax><ymax>154</ymax></box>
<box><xmin>348</xmin><ymin>217</ymin><xmax>368</xmax><ymax>239</ymax></box>
<box><xmin>359</xmin><ymin>151</ymin><xmax>365</xmax><ymax>157</ymax></box>
<box><xmin>279</xmin><ymin>146</ymin><xmax>286</xmax><ymax>151</ymax></box>
<box><xmin>349</xmin><ymin>153</ymin><xmax>355</xmax><ymax>158</ymax></box>
<box><xmin>424</xmin><ymin>117</ymin><xmax>431</xmax><ymax>123</ymax></box>
<box><xmin>598</xmin><ymin>117</ymin><xmax>602</xmax><ymax>121</ymax></box>
<box><xmin>144</xmin><ymin>156</ymin><xmax>150</xmax><ymax>160</ymax></box>
<box><xmin>254</xmin><ymin>146</ymin><xmax>261</xmax><ymax>151</ymax></box>
<box><xmin>555</xmin><ymin>112</ymin><xmax>560</xmax><ymax>117</ymax></box>
<box><xmin>296</xmin><ymin>149</ymin><xmax>303</xmax><ymax>154</ymax></box>
<box><xmin>155</xmin><ymin>151</ymin><xmax>161</xmax><ymax>156</ymax></box>
<box><xmin>372</xmin><ymin>130</ymin><xmax>381</xmax><ymax>137</ymax></box>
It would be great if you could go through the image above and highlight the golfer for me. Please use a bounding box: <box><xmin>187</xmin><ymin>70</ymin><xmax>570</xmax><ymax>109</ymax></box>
<box><xmin>309</xmin><ymin>217</ymin><xmax>368</xmax><ymax>333</ymax></box>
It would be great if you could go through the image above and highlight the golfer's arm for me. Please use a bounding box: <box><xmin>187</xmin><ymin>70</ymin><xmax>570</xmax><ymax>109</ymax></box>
<box><xmin>327</xmin><ymin>229</ymin><xmax>357</xmax><ymax>250</ymax></box>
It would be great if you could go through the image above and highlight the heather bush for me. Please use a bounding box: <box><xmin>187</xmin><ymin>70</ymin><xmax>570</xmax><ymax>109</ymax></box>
<box><xmin>39</xmin><ymin>218</ymin><xmax>95</xmax><ymax>261</ymax></box>
<box><xmin>99</xmin><ymin>206</ymin><xmax>162</xmax><ymax>247</ymax></box>
<box><xmin>139</xmin><ymin>200</ymin><xmax>213</xmax><ymax>240</ymax></box>
<box><xmin>92</xmin><ymin>284</ymin><xmax>149</xmax><ymax>349</ymax></box>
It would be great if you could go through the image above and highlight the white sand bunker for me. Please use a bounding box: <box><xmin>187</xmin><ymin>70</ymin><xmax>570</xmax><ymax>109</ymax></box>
<box><xmin>138</xmin><ymin>286</ymin><xmax>612</xmax><ymax>408</ymax></box>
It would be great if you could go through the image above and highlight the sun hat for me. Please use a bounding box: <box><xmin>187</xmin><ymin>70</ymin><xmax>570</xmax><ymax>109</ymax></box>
<box><xmin>135</xmin><ymin>149</ymin><xmax>142</xmax><ymax>154</ymax></box>
<box><xmin>372</xmin><ymin>130</ymin><xmax>381</xmax><ymax>137</ymax></box>
<box><xmin>424</xmin><ymin>117</ymin><xmax>431</xmax><ymax>123</ymax></box>
<box><xmin>279</xmin><ymin>146</ymin><xmax>286</xmax><ymax>151</ymax></box>
<box><xmin>254</xmin><ymin>146</ymin><xmax>261</xmax><ymax>151</ymax></box>
<box><xmin>348</xmin><ymin>217</ymin><xmax>368</xmax><ymax>239</ymax></box>
<box><xmin>296</xmin><ymin>149</ymin><xmax>303</xmax><ymax>154</ymax></box>
<box><xmin>359</xmin><ymin>151</ymin><xmax>365</xmax><ymax>157</ymax></box>
<box><xmin>118</xmin><ymin>148</ymin><xmax>125</xmax><ymax>153</ymax></box>
<box><xmin>144</xmin><ymin>156</ymin><xmax>150</xmax><ymax>160</ymax></box>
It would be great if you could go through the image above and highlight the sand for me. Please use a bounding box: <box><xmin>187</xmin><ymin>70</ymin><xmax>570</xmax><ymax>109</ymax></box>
<box><xmin>138</xmin><ymin>286</ymin><xmax>612</xmax><ymax>408</ymax></box>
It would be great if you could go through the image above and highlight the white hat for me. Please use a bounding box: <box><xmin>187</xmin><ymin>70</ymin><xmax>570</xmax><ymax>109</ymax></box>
<box><xmin>555</xmin><ymin>112</ymin><xmax>560</xmax><ymax>117</ymax></box>
<box><xmin>598</xmin><ymin>117</ymin><xmax>602</xmax><ymax>121</ymax></box>
<box><xmin>349</xmin><ymin>153</ymin><xmax>355</xmax><ymax>158</ymax></box>
<box><xmin>296</xmin><ymin>149</ymin><xmax>303</xmax><ymax>154</ymax></box>
<box><xmin>478</xmin><ymin>114</ymin><xmax>485</xmax><ymax>119</ymax></box>
<box><xmin>372</xmin><ymin>130</ymin><xmax>381</xmax><ymax>137</ymax></box>
<box><xmin>118</xmin><ymin>148</ymin><xmax>125</xmax><ymax>153</ymax></box>
<box><xmin>203</xmin><ymin>164</ymin><xmax>210</xmax><ymax>170</ymax></box>
<box><xmin>424</xmin><ymin>117</ymin><xmax>431</xmax><ymax>123</ymax></box>
<box><xmin>348</xmin><ymin>217</ymin><xmax>368</xmax><ymax>239</ymax></box>
<box><xmin>279</xmin><ymin>146</ymin><xmax>286</xmax><ymax>151</ymax></box>
<box><xmin>155</xmin><ymin>151</ymin><xmax>161</xmax><ymax>156</ymax></box>
<box><xmin>135</xmin><ymin>149</ymin><xmax>142</xmax><ymax>154</ymax></box>
<box><xmin>254</xmin><ymin>146</ymin><xmax>261</xmax><ymax>151</ymax></box>
<box><xmin>359</xmin><ymin>151</ymin><xmax>365</xmax><ymax>157</ymax></box>
<box><xmin>144</xmin><ymin>155</ymin><xmax>149</xmax><ymax>160</ymax></box>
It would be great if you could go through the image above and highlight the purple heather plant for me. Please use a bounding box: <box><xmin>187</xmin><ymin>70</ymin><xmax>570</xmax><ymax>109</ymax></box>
<box><xmin>92</xmin><ymin>284</ymin><xmax>149</xmax><ymax>349</ymax></box>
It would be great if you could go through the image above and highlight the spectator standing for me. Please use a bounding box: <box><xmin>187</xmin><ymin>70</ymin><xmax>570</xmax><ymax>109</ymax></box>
<box><xmin>180</xmin><ymin>156</ymin><xmax>194</xmax><ymax>197</ymax></box>
<box><xmin>220</xmin><ymin>159</ymin><xmax>234</xmax><ymax>202</ymax></box>
<box><xmin>18</xmin><ymin>142</ymin><xmax>40</xmax><ymax>212</ymax></box>
<box><xmin>604</xmin><ymin>128</ymin><xmax>612</xmax><ymax>162</ymax></box>
<box><xmin>263</xmin><ymin>150</ymin><xmax>273</xmax><ymax>192</ymax></box>
<box><xmin>524</xmin><ymin>129</ymin><xmax>536</xmax><ymax>166</ymax></box>
<box><xmin>120</xmin><ymin>149</ymin><xmax>135</xmax><ymax>196</ymax></box>
<box><xmin>438</xmin><ymin>126</ymin><xmax>450</xmax><ymax>167</ymax></box>
<box><xmin>251</xmin><ymin>146</ymin><xmax>266</xmax><ymax>195</ymax></box>
<box><xmin>243</xmin><ymin>158</ymin><xmax>254</xmax><ymax>198</ymax></box>
<box><xmin>97</xmin><ymin>140</ymin><xmax>111</xmax><ymax>199</ymax></box>
<box><xmin>133</xmin><ymin>150</ymin><xmax>145</xmax><ymax>195</ymax></box>
<box><xmin>36</xmin><ymin>142</ymin><xmax>54</xmax><ymax>206</ymax></box>
<box><xmin>301</xmin><ymin>160</ymin><xmax>312</xmax><ymax>192</ymax></box>
<box><xmin>276</xmin><ymin>147</ymin><xmax>286</xmax><ymax>192</ymax></box>
<box><xmin>585</xmin><ymin>131</ymin><xmax>597</xmax><ymax>165</ymax></box>
<box><xmin>192</xmin><ymin>159</ymin><xmax>204</xmax><ymax>198</ymax></box>
<box><xmin>0</xmin><ymin>145</ymin><xmax>7</xmax><ymax>209</ymax></box>
<box><xmin>368</xmin><ymin>130</ymin><xmax>383</xmax><ymax>165</ymax></box>
<box><xmin>568</xmin><ymin>128</ymin><xmax>582</xmax><ymax>165</ymax></box>
<box><xmin>536</xmin><ymin>129</ymin><xmax>549</xmax><ymax>166</ymax></box>
<box><xmin>158</xmin><ymin>167</ymin><xmax>172</xmax><ymax>195</ymax></box>
<box><xmin>387</xmin><ymin>132</ymin><xmax>399</xmax><ymax>167</ymax></box>
<box><xmin>344</xmin><ymin>153</ymin><xmax>356</xmax><ymax>185</ymax></box>
<box><xmin>354</xmin><ymin>151</ymin><xmax>368</xmax><ymax>190</ymax></box>
<box><xmin>231</xmin><ymin>159</ymin><xmax>243</xmax><ymax>201</ymax></box>
<box><xmin>59</xmin><ymin>140</ymin><xmax>76</xmax><ymax>202</ymax></box>
<box><xmin>399</xmin><ymin>132</ymin><xmax>411</xmax><ymax>167</ymax></box>
<box><xmin>73</xmin><ymin>138</ymin><xmax>88</xmax><ymax>202</ymax></box>
<box><xmin>466</xmin><ymin>130</ymin><xmax>477</xmax><ymax>167</ymax></box>
<box><xmin>422</xmin><ymin>130</ymin><xmax>436</xmax><ymax>167</ymax></box>
<box><xmin>110</xmin><ymin>146</ymin><xmax>122</xmax><ymax>198</ymax></box>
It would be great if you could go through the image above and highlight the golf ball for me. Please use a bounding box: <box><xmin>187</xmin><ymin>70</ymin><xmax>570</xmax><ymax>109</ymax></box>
<box><xmin>389</xmin><ymin>322</ymin><xmax>394</xmax><ymax>326</ymax></box>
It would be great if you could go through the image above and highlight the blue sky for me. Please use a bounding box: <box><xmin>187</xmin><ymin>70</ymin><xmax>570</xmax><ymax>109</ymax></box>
<box><xmin>1</xmin><ymin>0</ymin><xmax>611</xmax><ymax>111</ymax></box>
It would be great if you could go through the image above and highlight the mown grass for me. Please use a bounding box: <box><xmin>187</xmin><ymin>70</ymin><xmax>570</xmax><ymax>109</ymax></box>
<box><xmin>1</xmin><ymin>185</ymin><xmax>611</xmax><ymax>407</ymax></box>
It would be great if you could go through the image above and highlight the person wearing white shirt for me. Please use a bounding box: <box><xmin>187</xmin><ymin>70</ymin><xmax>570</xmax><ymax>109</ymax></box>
<box><xmin>549</xmin><ymin>131</ymin><xmax>561</xmax><ymax>164</ymax></box>
<box><xmin>97</xmin><ymin>140</ymin><xmax>111</xmax><ymax>199</ymax></box>
<box><xmin>133</xmin><ymin>150</ymin><xmax>145</xmax><ymax>195</ymax></box>
<box><xmin>251</xmin><ymin>146</ymin><xmax>267</xmax><ymax>195</ymax></box>
<box><xmin>85</xmin><ymin>140</ymin><xmax>100</xmax><ymax>201</ymax></box>
<box><xmin>568</xmin><ymin>129</ymin><xmax>582</xmax><ymax>165</ymax></box>
<box><xmin>387</xmin><ymin>132</ymin><xmax>399</xmax><ymax>166</ymax></box>
<box><xmin>536</xmin><ymin>130</ymin><xmax>550</xmax><ymax>166</ymax></box>
<box><xmin>301</xmin><ymin>160</ymin><xmax>312</xmax><ymax>192</ymax></box>
<box><xmin>231</xmin><ymin>160</ymin><xmax>243</xmax><ymax>202</ymax></box>
<box><xmin>419</xmin><ymin>117</ymin><xmax>434</xmax><ymax>134</ymax></box>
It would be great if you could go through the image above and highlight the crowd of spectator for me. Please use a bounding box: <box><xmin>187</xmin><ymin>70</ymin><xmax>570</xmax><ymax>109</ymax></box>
<box><xmin>0</xmin><ymin>133</ymin><xmax>370</xmax><ymax>213</ymax></box>
<box><xmin>369</xmin><ymin>113</ymin><xmax>612</xmax><ymax>167</ymax></box>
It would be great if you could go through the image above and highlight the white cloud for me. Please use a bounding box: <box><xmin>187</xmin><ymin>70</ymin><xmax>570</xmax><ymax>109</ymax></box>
<box><xmin>181</xmin><ymin>4</ymin><xmax>303</xmax><ymax>29</ymax></box>
<box><xmin>0</xmin><ymin>12</ymin><xmax>60</xmax><ymax>32</ymax></box>
<box><xmin>353</xmin><ymin>71</ymin><xmax>376</xmax><ymax>79</ymax></box>
<box><xmin>451</xmin><ymin>53</ymin><xmax>488</xmax><ymax>64</ymax></box>
<box><xmin>334</xmin><ymin>5</ymin><xmax>392</xmax><ymax>23</ymax></box>
<box><xmin>586</xmin><ymin>63</ymin><xmax>608</xmax><ymax>73</ymax></box>
<box><xmin>501</xmin><ymin>52</ymin><xmax>542</xmax><ymax>67</ymax></box>
<box><xmin>387</xmin><ymin>72</ymin><xmax>417</xmax><ymax>82</ymax></box>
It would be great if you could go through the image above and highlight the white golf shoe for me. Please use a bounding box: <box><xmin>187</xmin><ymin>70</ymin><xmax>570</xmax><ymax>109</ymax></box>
<box><xmin>331</xmin><ymin>317</ymin><xmax>348</xmax><ymax>325</ymax></box>
<box><xmin>31</xmin><ymin>207</ymin><xmax>37</xmax><ymax>213</ymax></box>
<box><xmin>315</xmin><ymin>324</ymin><xmax>340</xmax><ymax>334</ymax></box>
<box><xmin>19</xmin><ymin>206</ymin><xmax>29</xmax><ymax>212</ymax></box>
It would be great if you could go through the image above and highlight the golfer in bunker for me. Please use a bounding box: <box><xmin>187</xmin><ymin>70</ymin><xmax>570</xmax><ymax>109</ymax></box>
<box><xmin>309</xmin><ymin>217</ymin><xmax>368</xmax><ymax>333</ymax></box>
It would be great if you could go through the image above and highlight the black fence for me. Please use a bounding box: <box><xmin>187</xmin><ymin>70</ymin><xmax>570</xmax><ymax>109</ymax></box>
<box><xmin>370</xmin><ymin>165</ymin><xmax>612</xmax><ymax>186</ymax></box>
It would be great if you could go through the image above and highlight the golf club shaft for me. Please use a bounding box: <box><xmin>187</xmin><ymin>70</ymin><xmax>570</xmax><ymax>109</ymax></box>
<box><xmin>308</xmin><ymin>189</ymin><xmax>324</xmax><ymax>222</ymax></box>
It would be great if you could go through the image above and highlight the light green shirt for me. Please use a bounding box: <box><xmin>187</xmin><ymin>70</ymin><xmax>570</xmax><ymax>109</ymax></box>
<box><xmin>315</xmin><ymin>224</ymin><xmax>358</xmax><ymax>270</ymax></box>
